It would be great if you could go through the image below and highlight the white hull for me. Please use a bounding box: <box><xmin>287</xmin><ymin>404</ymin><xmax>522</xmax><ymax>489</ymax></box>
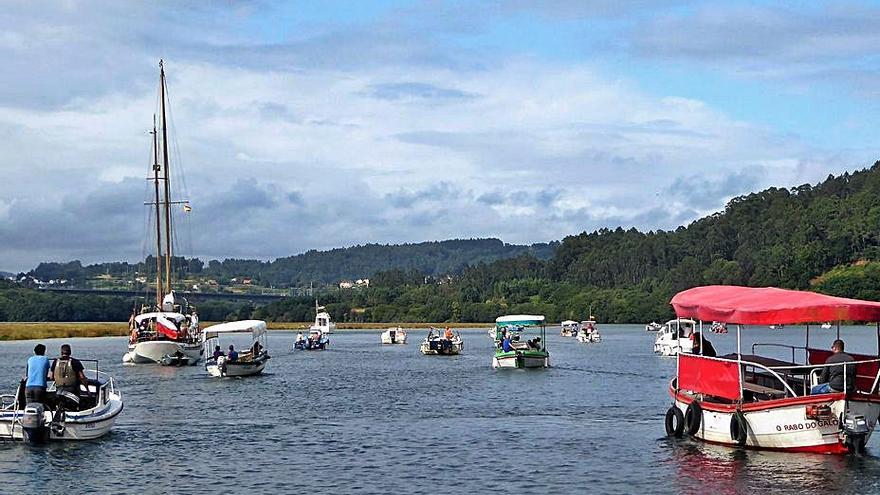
<box><xmin>492</xmin><ymin>354</ymin><xmax>549</xmax><ymax>368</ymax></box>
<box><xmin>0</xmin><ymin>393</ymin><xmax>123</xmax><ymax>442</ymax></box>
<box><xmin>419</xmin><ymin>341</ymin><xmax>463</xmax><ymax>355</ymax></box>
<box><xmin>654</xmin><ymin>339</ymin><xmax>692</xmax><ymax>356</ymax></box>
<box><xmin>381</xmin><ymin>329</ymin><xmax>407</xmax><ymax>344</ymax></box>
<box><xmin>577</xmin><ymin>333</ymin><xmax>601</xmax><ymax>343</ymax></box>
<box><xmin>125</xmin><ymin>341</ymin><xmax>202</xmax><ymax>365</ymax></box>
<box><xmin>206</xmin><ymin>361</ymin><xmax>266</xmax><ymax>378</ymax></box>
<box><xmin>672</xmin><ymin>395</ymin><xmax>880</xmax><ymax>452</ymax></box>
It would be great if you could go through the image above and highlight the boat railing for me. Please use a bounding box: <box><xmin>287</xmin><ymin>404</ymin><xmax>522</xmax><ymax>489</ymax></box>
<box><xmin>0</xmin><ymin>394</ymin><xmax>16</xmax><ymax>410</ymax></box>
<box><xmin>765</xmin><ymin>357</ymin><xmax>880</xmax><ymax>395</ymax></box>
<box><xmin>751</xmin><ymin>343</ymin><xmax>809</xmax><ymax>364</ymax></box>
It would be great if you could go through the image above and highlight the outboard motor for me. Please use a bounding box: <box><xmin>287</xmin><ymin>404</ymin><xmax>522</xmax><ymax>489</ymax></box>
<box><xmin>22</xmin><ymin>403</ymin><xmax>49</xmax><ymax>444</ymax></box>
<box><xmin>843</xmin><ymin>413</ymin><xmax>869</xmax><ymax>455</ymax></box>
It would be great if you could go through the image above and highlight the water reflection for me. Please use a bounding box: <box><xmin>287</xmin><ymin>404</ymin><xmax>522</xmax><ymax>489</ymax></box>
<box><xmin>667</xmin><ymin>437</ymin><xmax>880</xmax><ymax>494</ymax></box>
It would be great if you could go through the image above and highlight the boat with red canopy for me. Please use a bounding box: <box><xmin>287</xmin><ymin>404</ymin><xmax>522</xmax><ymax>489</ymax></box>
<box><xmin>664</xmin><ymin>285</ymin><xmax>880</xmax><ymax>454</ymax></box>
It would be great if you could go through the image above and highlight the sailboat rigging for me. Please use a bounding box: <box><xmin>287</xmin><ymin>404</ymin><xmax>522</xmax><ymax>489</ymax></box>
<box><xmin>123</xmin><ymin>60</ymin><xmax>202</xmax><ymax>366</ymax></box>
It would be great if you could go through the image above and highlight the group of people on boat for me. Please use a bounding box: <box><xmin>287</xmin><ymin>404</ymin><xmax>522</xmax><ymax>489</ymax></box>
<box><xmin>497</xmin><ymin>329</ymin><xmax>542</xmax><ymax>352</ymax></box>
<box><xmin>211</xmin><ymin>341</ymin><xmax>263</xmax><ymax>362</ymax></box>
<box><xmin>127</xmin><ymin>310</ymin><xmax>199</xmax><ymax>344</ymax></box>
<box><xmin>24</xmin><ymin>343</ymin><xmax>90</xmax><ymax>429</ymax></box>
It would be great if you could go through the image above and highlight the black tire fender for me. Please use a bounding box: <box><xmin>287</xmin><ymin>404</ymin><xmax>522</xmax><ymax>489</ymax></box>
<box><xmin>730</xmin><ymin>411</ymin><xmax>748</xmax><ymax>446</ymax></box>
<box><xmin>665</xmin><ymin>406</ymin><xmax>685</xmax><ymax>438</ymax></box>
<box><xmin>685</xmin><ymin>401</ymin><xmax>703</xmax><ymax>436</ymax></box>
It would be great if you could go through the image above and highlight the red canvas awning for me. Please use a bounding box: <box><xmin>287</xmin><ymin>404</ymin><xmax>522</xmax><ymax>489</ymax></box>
<box><xmin>671</xmin><ymin>285</ymin><xmax>880</xmax><ymax>325</ymax></box>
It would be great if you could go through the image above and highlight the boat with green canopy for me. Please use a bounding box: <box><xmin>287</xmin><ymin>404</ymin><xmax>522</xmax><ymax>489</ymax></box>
<box><xmin>492</xmin><ymin>314</ymin><xmax>549</xmax><ymax>369</ymax></box>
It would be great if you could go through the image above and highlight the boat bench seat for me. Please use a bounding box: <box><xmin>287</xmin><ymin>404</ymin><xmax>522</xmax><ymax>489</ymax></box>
<box><xmin>743</xmin><ymin>381</ymin><xmax>786</xmax><ymax>400</ymax></box>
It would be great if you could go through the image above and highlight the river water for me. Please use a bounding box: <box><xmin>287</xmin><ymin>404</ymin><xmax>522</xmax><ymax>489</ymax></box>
<box><xmin>2</xmin><ymin>325</ymin><xmax>880</xmax><ymax>494</ymax></box>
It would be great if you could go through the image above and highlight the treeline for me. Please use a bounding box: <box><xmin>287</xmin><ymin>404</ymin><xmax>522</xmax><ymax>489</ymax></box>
<box><xmin>255</xmin><ymin>162</ymin><xmax>880</xmax><ymax>323</ymax></box>
<box><xmin>0</xmin><ymin>280</ymin><xmax>249</xmax><ymax>323</ymax></box>
<box><xmin>27</xmin><ymin>238</ymin><xmax>557</xmax><ymax>287</ymax></box>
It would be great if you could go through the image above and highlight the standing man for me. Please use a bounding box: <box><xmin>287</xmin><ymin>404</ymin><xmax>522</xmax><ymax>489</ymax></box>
<box><xmin>49</xmin><ymin>344</ymin><xmax>88</xmax><ymax>410</ymax></box>
<box><xmin>811</xmin><ymin>339</ymin><xmax>855</xmax><ymax>394</ymax></box>
<box><xmin>24</xmin><ymin>344</ymin><xmax>50</xmax><ymax>403</ymax></box>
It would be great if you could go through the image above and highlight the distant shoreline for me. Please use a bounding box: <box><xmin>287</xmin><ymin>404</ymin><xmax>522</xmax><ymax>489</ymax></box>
<box><xmin>0</xmin><ymin>321</ymin><xmax>494</xmax><ymax>341</ymax></box>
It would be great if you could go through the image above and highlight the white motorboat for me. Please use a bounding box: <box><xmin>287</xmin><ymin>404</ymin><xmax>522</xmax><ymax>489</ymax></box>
<box><xmin>420</xmin><ymin>328</ymin><xmax>464</xmax><ymax>355</ymax></box>
<box><xmin>124</xmin><ymin>310</ymin><xmax>202</xmax><ymax>365</ymax></box>
<box><xmin>381</xmin><ymin>327</ymin><xmax>407</xmax><ymax>344</ymax></box>
<box><xmin>560</xmin><ymin>320</ymin><xmax>579</xmax><ymax>337</ymax></box>
<box><xmin>310</xmin><ymin>300</ymin><xmax>337</xmax><ymax>335</ymax></box>
<box><xmin>0</xmin><ymin>362</ymin><xmax>123</xmax><ymax>443</ymax></box>
<box><xmin>821</xmin><ymin>322</ymin><xmax>833</xmax><ymax>329</ymax></box>
<box><xmin>203</xmin><ymin>320</ymin><xmax>270</xmax><ymax>378</ymax></box>
<box><xmin>577</xmin><ymin>320</ymin><xmax>601</xmax><ymax>343</ymax></box>
<box><xmin>123</xmin><ymin>60</ymin><xmax>201</xmax><ymax>365</ymax></box>
<box><xmin>646</xmin><ymin>321</ymin><xmax>663</xmax><ymax>332</ymax></box>
<box><xmin>653</xmin><ymin>318</ymin><xmax>696</xmax><ymax>356</ymax></box>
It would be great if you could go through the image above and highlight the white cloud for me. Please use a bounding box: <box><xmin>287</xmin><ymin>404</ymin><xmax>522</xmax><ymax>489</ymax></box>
<box><xmin>0</xmin><ymin>2</ymin><xmax>876</xmax><ymax>271</ymax></box>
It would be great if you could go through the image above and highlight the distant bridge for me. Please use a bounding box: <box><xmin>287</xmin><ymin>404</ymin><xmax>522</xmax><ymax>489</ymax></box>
<box><xmin>40</xmin><ymin>287</ymin><xmax>289</xmax><ymax>304</ymax></box>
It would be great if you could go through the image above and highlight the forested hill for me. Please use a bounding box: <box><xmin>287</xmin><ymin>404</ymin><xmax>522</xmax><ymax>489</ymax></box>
<box><xmin>10</xmin><ymin>164</ymin><xmax>880</xmax><ymax>324</ymax></box>
<box><xmin>549</xmin><ymin>162</ymin><xmax>880</xmax><ymax>294</ymax></box>
<box><xmin>254</xmin><ymin>162</ymin><xmax>880</xmax><ymax>324</ymax></box>
<box><xmin>27</xmin><ymin>238</ymin><xmax>558</xmax><ymax>287</ymax></box>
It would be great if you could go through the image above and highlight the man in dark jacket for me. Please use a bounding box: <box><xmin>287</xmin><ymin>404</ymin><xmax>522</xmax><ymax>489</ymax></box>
<box><xmin>811</xmin><ymin>340</ymin><xmax>855</xmax><ymax>394</ymax></box>
<box><xmin>691</xmin><ymin>332</ymin><xmax>717</xmax><ymax>357</ymax></box>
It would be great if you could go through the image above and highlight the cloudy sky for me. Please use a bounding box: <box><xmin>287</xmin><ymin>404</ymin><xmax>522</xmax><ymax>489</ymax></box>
<box><xmin>1</xmin><ymin>1</ymin><xmax>879</xmax><ymax>272</ymax></box>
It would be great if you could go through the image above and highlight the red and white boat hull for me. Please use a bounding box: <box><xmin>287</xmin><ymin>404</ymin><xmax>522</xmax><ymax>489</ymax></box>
<box><xmin>671</xmin><ymin>387</ymin><xmax>880</xmax><ymax>453</ymax></box>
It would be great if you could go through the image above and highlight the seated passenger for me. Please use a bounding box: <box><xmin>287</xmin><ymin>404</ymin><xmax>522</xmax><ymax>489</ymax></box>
<box><xmin>811</xmin><ymin>339</ymin><xmax>855</xmax><ymax>394</ymax></box>
<box><xmin>227</xmin><ymin>345</ymin><xmax>239</xmax><ymax>362</ymax></box>
<box><xmin>212</xmin><ymin>345</ymin><xmax>225</xmax><ymax>360</ymax></box>
<box><xmin>691</xmin><ymin>332</ymin><xmax>716</xmax><ymax>357</ymax></box>
<box><xmin>444</xmin><ymin>327</ymin><xmax>454</xmax><ymax>339</ymax></box>
<box><xmin>502</xmin><ymin>336</ymin><xmax>513</xmax><ymax>352</ymax></box>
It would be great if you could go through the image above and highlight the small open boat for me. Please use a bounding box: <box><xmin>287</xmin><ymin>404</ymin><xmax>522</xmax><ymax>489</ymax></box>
<box><xmin>560</xmin><ymin>320</ymin><xmax>579</xmax><ymax>337</ymax></box>
<box><xmin>577</xmin><ymin>319</ymin><xmax>601</xmax><ymax>343</ymax></box>
<box><xmin>294</xmin><ymin>329</ymin><xmax>329</xmax><ymax>351</ymax></box>
<box><xmin>203</xmin><ymin>320</ymin><xmax>270</xmax><ymax>378</ymax></box>
<box><xmin>0</xmin><ymin>361</ymin><xmax>123</xmax><ymax>443</ymax></box>
<box><xmin>665</xmin><ymin>285</ymin><xmax>880</xmax><ymax>454</ymax></box>
<box><xmin>381</xmin><ymin>327</ymin><xmax>407</xmax><ymax>344</ymax></box>
<box><xmin>420</xmin><ymin>328</ymin><xmax>463</xmax><ymax>355</ymax></box>
<box><xmin>492</xmin><ymin>315</ymin><xmax>549</xmax><ymax>369</ymax></box>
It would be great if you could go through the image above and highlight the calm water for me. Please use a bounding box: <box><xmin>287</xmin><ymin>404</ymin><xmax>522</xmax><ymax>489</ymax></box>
<box><xmin>2</xmin><ymin>325</ymin><xmax>880</xmax><ymax>494</ymax></box>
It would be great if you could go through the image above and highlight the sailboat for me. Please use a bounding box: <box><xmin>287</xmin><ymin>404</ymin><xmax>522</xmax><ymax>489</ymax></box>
<box><xmin>122</xmin><ymin>60</ymin><xmax>203</xmax><ymax>366</ymax></box>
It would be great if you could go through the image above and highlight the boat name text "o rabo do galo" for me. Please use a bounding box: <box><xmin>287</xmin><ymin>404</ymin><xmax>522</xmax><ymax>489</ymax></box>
<box><xmin>775</xmin><ymin>419</ymin><xmax>839</xmax><ymax>432</ymax></box>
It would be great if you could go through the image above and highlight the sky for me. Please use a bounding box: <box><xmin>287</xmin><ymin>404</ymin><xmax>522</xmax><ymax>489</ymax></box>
<box><xmin>2</xmin><ymin>0</ymin><xmax>880</xmax><ymax>272</ymax></box>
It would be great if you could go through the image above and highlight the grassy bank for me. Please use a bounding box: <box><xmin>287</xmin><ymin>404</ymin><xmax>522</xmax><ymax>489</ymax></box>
<box><xmin>0</xmin><ymin>321</ymin><xmax>494</xmax><ymax>341</ymax></box>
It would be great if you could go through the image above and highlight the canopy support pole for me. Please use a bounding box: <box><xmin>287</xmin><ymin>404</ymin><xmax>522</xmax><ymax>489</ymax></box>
<box><xmin>805</xmin><ymin>324</ymin><xmax>810</xmax><ymax>362</ymax></box>
<box><xmin>837</xmin><ymin>322</ymin><xmax>841</xmax><ymax>341</ymax></box>
<box><xmin>699</xmin><ymin>320</ymin><xmax>704</xmax><ymax>355</ymax></box>
<box><xmin>737</xmin><ymin>324</ymin><xmax>743</xmax><ymax>401</ymax></box>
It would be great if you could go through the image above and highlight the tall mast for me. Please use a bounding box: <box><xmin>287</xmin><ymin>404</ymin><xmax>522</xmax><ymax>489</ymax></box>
<box><xmin>151</xmin><ymin>114</ymin><xmax>163</xmax><ymax>308</ymax></box>
<box><xmin>159</xmin><ymin>60</ymin><xmax>173</xmax><ymax>296</ymax></box>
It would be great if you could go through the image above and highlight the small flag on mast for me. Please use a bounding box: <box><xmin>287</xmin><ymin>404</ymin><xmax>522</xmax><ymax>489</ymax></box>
<box><xmin>183</xmin><ymin>203</ymin><xmax>192</xmax><ymax>213</ymax></box>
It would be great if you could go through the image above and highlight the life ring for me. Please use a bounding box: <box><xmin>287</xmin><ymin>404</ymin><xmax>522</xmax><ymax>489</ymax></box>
<box><xmin>729</xmin><ymin>411</ymin><xmax>748</xmax><ymax>446</ymax></box>
<box><xmin>665</xmin><ymin>406</ymin><xmax>685</xmax><ymax>438</ymax></box>
<box><xmin>684</xmin><ymin>401</ymin><xmax>702</xmax><ymax>436</ymax></box>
